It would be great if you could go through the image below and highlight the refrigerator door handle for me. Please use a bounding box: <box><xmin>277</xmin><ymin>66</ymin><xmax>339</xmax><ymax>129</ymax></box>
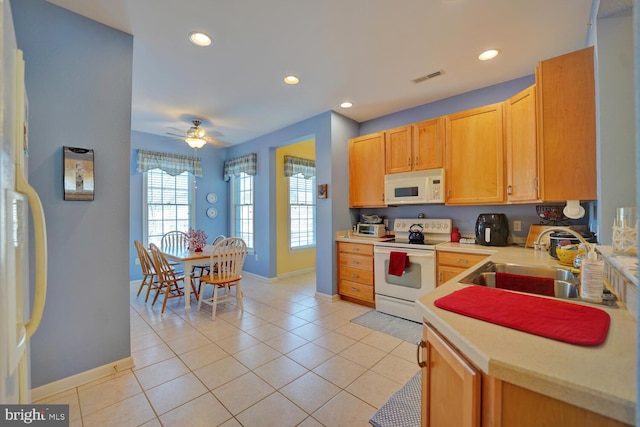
<box><xmin>16</xmin><ymin>170</ymin><xmax>47</xmax><ymax>339</ymax></box>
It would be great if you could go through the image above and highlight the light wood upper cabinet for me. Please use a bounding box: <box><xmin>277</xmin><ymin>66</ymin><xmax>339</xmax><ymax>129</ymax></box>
<box><xmin>536</xmin><ymin>46</ymin><xmax>596</xmax><ymax>201</ymax></box>
<box><xmin>386</xmin><ymin>119</ymin><xmax>444</xmax><ymax>174</ymax></box>
<box><xmin>445</xmin><ymin>103</ymin><xmax>505</xmax><ymax>205</ymax></box>
<box><xmin>385</xmin><ymin>125</ymin><xmax>413</xmax><ymax>174</ymax></box>
<box><xmin>414</xmin><ymin>118</ymin><xmax>444</xmax><ymax>170</ymax></box>
<box><xmin>505</xmin><ymin>85</ymin><xmax>540</xmax><ymax>203</ymax></box>
<box><xmin>349</xmin><ymin>132</ymin><xmax>386</xmax><ymax>208</ymax></box>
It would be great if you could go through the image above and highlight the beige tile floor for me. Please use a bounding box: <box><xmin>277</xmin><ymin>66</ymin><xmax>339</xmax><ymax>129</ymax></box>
<box><xmin>37</xmin><ymin>272</ymin><xmax>420</xmax><ymax>427</ymax></box>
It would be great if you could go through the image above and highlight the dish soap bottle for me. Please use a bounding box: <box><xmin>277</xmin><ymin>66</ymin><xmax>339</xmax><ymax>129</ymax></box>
<box><xmin>580</xmin><ymin>244</ymin><xmax>603</xmax><ymax>303</ymax></box>
<box><xmin>451</xmin><ymin>227</ymin><xmax>461</xmax><ymax>243</ymax></box>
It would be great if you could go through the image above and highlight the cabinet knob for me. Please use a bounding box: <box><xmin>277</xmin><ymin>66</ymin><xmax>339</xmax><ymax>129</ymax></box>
<box><xmin>351</xmin><ymin>273</ymin><xmax>359</xmax><ymax>278</ymax></box>
<box><xmin>407</xmin><ymin>157</ymin><xmax>411</xmax><ymax>166</ymax></box>
<box><xmin>456</xmin><ymin>259</ymin><xmax>469</xmax><ymax>264</ymax></box>
<box><xmin>351</xmin><ymin>287</ymin><xmax>359</xmax><ymax>292</ymax></box>
<box><xmin>533</xmin><ymin>177</ymin><xmax>539</xmax><ymax>191</ymax></box>
<box><xmin>507</xmin><ymin>184</ymin><xmax>513</xmax><ymax>195</ymax></box>
<box><xmin>415</xmin><ymin>156</ymin><xmax>418</xmax><ymax>166</ymax></box>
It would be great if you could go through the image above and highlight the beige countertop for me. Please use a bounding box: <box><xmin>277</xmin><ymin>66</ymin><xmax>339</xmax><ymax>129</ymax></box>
<box><xmin>417</xmin><ymin>243</ymin><xmax>637</xmax><ymax>425</ymax></box>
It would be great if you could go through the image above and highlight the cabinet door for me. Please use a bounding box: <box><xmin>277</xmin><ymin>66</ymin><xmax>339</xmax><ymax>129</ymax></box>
<box><xmin>536</xmin><ymin>47</ymin><xmax>596</xmax><ymax>201</ymax></box>
<box><xmin>385</xmin><ymin>125</ymin><xmax>413</xmax><ymax>174</ymax></box>
<box><xmin>422</xmin><ymin>324</ymin><xmax>480</xmax><ymax>427</ymax></box>
<box><xmin>349</xmin><ymin>133</ymin><xmax>386</xmax><ymax>207</ymax></box>
<box><xmin>414</xmin><ymin>118</ymin><xmax>444</xmax><ymax>170</ymax></box>
<box><xmin>506</xmin><ymin>85</ymin><xmax>539</xmax><ymax>203</ymax></box>
<box><xmin>445</xmin><ymin>103</ymin><xmax>505</xmax><ymax>205</ymax></box>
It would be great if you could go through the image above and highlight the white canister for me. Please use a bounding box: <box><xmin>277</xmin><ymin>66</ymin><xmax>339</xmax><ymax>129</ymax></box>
<box><xmin>580</xmin><ymin>248</ymin><xmax>603</xmax><ymax>303</ymax></box>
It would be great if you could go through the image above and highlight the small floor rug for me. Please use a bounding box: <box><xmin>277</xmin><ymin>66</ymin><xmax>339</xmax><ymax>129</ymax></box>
<box><xmin>370</xmin><ymin>370</ymin><xmax>421</xmax><ymax>427</ymax></box>
<box><xmin>351</xmin><ymin>310</ymin><xmax>422</xmax><ymax>343</ymax></box>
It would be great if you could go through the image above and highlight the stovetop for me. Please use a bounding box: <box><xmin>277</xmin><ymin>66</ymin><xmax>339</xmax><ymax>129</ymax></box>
<box><xmin>375</xmin><ymin>239</ymin><xmax>443</xmax><ymax>250</ymax></box>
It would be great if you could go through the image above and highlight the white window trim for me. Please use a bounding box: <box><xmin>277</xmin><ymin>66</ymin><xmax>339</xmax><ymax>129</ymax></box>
<box><xmin>229</xmin><ymin>172</ymin><xmax>255</xmax><ymax>253</ymax></box>
<box><xmin>288</xmin><ymin>173</ymin><xmax>316</xmax><ymax>252</ymax></box>
<box><xmin>142</xmin><ymin>170</ymin><xmax>195</xmax><ymax>247</ymax></box>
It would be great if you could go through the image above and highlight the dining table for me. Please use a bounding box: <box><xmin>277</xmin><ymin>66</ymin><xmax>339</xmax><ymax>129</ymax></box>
<box><xmin>160</xmin><ymin>246</ymin><xmax>211</xmax><ymax>311</ymax></box>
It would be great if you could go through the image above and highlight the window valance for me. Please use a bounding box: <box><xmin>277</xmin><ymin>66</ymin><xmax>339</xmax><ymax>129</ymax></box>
<box><xmin>136</xmin><ymin>149</ymin><xmax>202</xmax><ymax>177</ymax></box>
<box><xmin>224</xmin><ymin>153</ymin><xmax>257</xmax><ymax>181</ymax></box>
<box><xmin>284</xmin><ymin>155</ymin><xmax>315</xmax><ymax>178</ymax></box>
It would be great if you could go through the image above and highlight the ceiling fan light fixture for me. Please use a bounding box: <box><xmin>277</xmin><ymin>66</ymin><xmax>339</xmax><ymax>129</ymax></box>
<box><xmin>185</xmin><ymin>137</ymin><xmax>207</xmax><ymax>149</ymax></box>
<box><xmin>189</xmin><ymin>31</ymin><xmax>212</xmax><ymax>47</ymax></box>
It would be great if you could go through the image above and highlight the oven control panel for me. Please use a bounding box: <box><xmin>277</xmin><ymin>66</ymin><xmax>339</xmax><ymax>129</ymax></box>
<box><xmin>393</xmin><ymin>218</ymin><xmax>452</xmax><ymax>234</ymax></box>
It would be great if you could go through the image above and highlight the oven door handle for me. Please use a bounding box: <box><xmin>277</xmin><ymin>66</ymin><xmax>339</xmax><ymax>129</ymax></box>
<box><xmin>374</xmin><ymin>248</ymin><xmax>435</xmax><ymax>258</ymax></box>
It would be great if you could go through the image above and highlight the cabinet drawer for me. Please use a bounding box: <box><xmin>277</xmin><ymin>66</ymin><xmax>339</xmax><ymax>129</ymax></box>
<box><xmin>338</xmin><ymin>279</ymin><xmax>374</xmax><ymax>302</ymax></box>
<box><xmin>437</xmin><ymin>251</ymin><xmax>488</xmax><ymax>269</ymax></box>
<box><xmin>339</xmin><ymin>266</ymin><xmax>373</xmax><ymax>285</ymax></box>
<box><xmin>339</xmin><ymin>253</ymin><xmax>374</xmax><ymax>270</ymax></box>
<box><xmin>338</xmin><ymin>242</ymin><xmax>373</xmax><ymax>256</ymax></box>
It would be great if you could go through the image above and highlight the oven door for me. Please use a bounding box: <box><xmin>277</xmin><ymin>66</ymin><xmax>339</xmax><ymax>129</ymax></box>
<box><xmin>373</xmin><ymin>246</ymin><xmax>436</xmax><ymax>301</ymax></box>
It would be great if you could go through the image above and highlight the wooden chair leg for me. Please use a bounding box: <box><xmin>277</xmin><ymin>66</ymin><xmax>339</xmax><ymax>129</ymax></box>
<box><xmin>144</xmin><ymin>275</ymin><xmax>156</xmax><ymax>303</ymax></box>
<box><xmin>212</xmin><ymin>285</ymin><xmax>220</xmax><ymax>320</ymax></box>
<box><xmin>137</xmin><ymin>275</ymin><xmax>149</xmax><ymax>297</ymax></box>
<box><xmin>161</xmin><ymin>282</ymin><xmax>173</xmax><ymax>314</ymax></box>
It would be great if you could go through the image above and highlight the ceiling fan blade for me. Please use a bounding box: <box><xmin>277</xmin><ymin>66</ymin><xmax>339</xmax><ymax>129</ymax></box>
<box><xmin>208</xmin><ymin>129</ymin><xmax>224</xmax><ymax>138</ymax></box>
<box><xmin>166</xmin><ymin>132</ymin><xmax>186</xmax><ymax>138</ymax></box>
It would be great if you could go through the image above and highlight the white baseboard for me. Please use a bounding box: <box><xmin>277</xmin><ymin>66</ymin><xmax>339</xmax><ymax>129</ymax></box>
<box><xmin>241</xmin><ymin>270</ymin><xmax>275</xmax><ymax>282</ymax></box>
<box><xmin>276</xmin><ymin>268</ymin><xmax>316</xmax><ymax>279</ymax></box>
<box><xmin>31</xmin><ymin>356</ymin><xmax>135</xmax><ymax>402</ymax></box>
<box><xmin>315</xmin><ymin>292</ymin><xmax>340</xmax><ymax>302</ymax></box>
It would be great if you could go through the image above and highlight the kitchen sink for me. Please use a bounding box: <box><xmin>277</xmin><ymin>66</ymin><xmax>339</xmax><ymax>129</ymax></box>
<box><xmin>459</xmin><ymin>261</ymin><xmax>579</xmax><ymax>299</ymax></box>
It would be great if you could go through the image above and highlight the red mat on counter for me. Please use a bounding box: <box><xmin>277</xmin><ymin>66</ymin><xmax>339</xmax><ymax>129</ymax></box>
<box><xmin>434</xmin><ymin>286</ymin><xmax>610</xmax><ymax>346</ymax></box>
<box><xmin>495</xmin><ymin>272</ymin><xmax>555</xmax><ymax>297</ymax></box>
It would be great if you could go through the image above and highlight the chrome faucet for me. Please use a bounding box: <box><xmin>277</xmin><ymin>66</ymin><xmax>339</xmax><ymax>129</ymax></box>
<box><xmin>534</xmin><ymin>227</ymin><xmax>592</xmax><ymax>251</ymax></box>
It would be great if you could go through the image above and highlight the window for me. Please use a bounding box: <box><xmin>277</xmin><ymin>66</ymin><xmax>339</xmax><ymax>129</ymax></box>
<box><xmin>143</xmin><ymin>169</ymin><xmax>193</xmax><ymax>246</ymax></box>
<box><xmin>230</xmin><ymin>172</ymin><xmax>254</xmax><ymax>250</ymax></box>
<box><xmin>289</xmin><ymin>173</ymin><xmax>316</xmax><ymax>249</ymax></box>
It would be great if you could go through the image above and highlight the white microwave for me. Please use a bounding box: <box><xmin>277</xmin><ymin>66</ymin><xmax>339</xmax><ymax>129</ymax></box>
<box><xmin>384</xmin><ymin>169</ymin><xmax>445</xmax><ymax>205</ymax></box>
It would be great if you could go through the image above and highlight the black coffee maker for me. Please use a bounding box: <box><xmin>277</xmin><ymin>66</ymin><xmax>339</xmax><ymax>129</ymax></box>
<box><xmin>475</xmin><ymin>213</ymin><xmax>509</xmax><ymax>246</ymax></box>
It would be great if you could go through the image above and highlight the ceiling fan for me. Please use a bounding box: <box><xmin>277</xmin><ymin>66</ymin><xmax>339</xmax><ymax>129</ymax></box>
<box><xmin>166</xmin><ymin>119</ymin><xmax>229</xmax><ymax>149</ymax></box>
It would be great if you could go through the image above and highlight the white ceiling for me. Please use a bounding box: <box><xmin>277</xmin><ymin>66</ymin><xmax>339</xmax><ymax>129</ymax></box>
<box><xmin>46</xmin><ymin>0</ymin><xmax>596</xmax><ymax>146</ymax></box>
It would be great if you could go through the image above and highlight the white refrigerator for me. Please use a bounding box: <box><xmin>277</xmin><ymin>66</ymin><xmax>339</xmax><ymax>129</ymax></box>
<box><xmin>1</xmin><ymin>0</ymin><xmax>48</xmax><ymax>404</ymax></box>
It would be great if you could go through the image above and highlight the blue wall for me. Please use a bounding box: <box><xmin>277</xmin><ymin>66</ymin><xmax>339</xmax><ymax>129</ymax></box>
<box><xmin>129</xmin><ymin>131</ymin><xmax>228</xmax><ymax>280</ymax></box>
<box><xmin>12</xmin><ymin>0</ymin><xmax>133</xmax><ymax>387</ymax></box>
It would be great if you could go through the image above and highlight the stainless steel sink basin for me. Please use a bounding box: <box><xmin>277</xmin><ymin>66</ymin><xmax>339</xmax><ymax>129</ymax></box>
<box><xmin>459</xmin><ymin>261</ymin><xmax>579</xmax><ymax>299</ymax></box>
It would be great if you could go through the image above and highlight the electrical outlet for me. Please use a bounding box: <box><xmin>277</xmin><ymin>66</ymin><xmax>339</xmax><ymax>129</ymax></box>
<box><xmin>135</xmin><ymin>257</ymin><xmax>140</xmax><ymax>265</ymax></box>
<box><xmin>255</xmin><ymin>253</ymin><xmax>258</xmax><ymax>261</ymax></box>
<box><xmin>513</xmin><ymin>221</ymin><xmax>522</xmax><ymax>232</ymax></box>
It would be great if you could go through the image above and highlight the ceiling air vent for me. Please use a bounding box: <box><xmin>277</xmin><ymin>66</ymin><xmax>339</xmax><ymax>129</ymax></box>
<box><xmin>412</xmin><ymin>70</ymin><xmax>445</xmax><ymax>84</ymax></box>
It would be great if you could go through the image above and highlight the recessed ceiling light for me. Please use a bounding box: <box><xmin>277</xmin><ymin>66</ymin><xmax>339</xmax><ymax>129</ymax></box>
<box><xmin>478</xmin><ymin>49</ymin><xmax>499</xmax><ymax>61</ymax></box>
<box><xmin>340</xmin><ymin>102</ymin><xmax>353</xmax><ymax>109</ymax></box>
<box><xmin>189</xmin><ymin>32</ymin><xmax>212</xmax><ymax>47</ymax></box>
<box><xmin>283</xmin><ymin>75</ymin><xmax>300</xmax><ymax>85</ymax></box>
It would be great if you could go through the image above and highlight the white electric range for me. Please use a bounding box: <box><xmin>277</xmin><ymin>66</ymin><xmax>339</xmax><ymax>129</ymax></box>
<box><xmin>373</xmin><ymin>218</ymin><xmax>452</xmax><ymax>322</ymax></box>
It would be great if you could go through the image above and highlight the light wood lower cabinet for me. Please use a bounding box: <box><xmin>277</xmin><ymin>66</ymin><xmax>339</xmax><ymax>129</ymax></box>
<box><xmin>421</xmin><ymin>323</ymin><xmax>480</xmax><ymax>427</ymax></box>
<box><xmin>436</xmin><ymin>251</ymin><xmax>490</xmax><ymax>286</ymax></box>
<box><xmin>337</xmin><ymin>242</ymin><xmax>375</xmax><ymax>307</ymax></box>
<box><xmin>420</xmin><ymin>323</ymin><xmax>632</xmax><ymax>427</ymax></box>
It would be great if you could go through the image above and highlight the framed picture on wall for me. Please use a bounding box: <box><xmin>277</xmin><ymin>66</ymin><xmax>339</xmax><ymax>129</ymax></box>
<box><xmin>317</xmin><ymin>183</ymin><xmax>328</xmax><ymax>199</ymax></box>
<box><xmin>63</xmin><ymin>146</ymin><xmax>95</xmax><ymax>201</ymax></box>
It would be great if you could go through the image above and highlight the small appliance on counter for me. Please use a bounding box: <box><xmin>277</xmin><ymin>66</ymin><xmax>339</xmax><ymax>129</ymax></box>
<box><xmin>475</xmin><ymin>213</ymin><xmax>509</xmax><ymax>246</ymax></box>
<box><xmin>353</xmin><ymin>213</ymin><xmax>387</xmax><ymax>237</ymax></box>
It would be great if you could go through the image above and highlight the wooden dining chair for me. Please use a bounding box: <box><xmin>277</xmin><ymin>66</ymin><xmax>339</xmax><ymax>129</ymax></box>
<box><xmin>149</xmin><ymin>243</ymin><xmax>198</xmax><ymax>314</ymax></box>
<box><xmin>161</xmin><ymin>230</ymin><xmax>189</xmax><ymax>249</ymax></box>
<box><xmin>134</xmin><ymin>240</ymin><xmax>160</xmax><ymax>302</ymax></box>
<box><xmin>193</xmin><ymin>234</ymin><xmax>227</xmax><ymax>279</ymax></box>
<box><xmin>197</xmin><ymin>237</ymin><xmax>247</xmax><ymax>320</ymax></box>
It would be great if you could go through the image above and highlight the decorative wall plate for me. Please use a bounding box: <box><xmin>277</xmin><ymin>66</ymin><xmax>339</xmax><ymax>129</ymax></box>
<box><xmin>206</xmin><ymin>207</ymin><xmax>218</xmax><ymax>219</ymax></box>
<box><xmin>206</xmin><ymin>192</ymin><xmax>218</xmax><ymax>204</ymax></box>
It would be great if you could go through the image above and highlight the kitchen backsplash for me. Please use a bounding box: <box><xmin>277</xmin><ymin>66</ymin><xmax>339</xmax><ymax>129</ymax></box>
<box><xmin>355</xmin><ymin>202</ymin><xmax>595</xmax><ymax>246</ymax></box>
